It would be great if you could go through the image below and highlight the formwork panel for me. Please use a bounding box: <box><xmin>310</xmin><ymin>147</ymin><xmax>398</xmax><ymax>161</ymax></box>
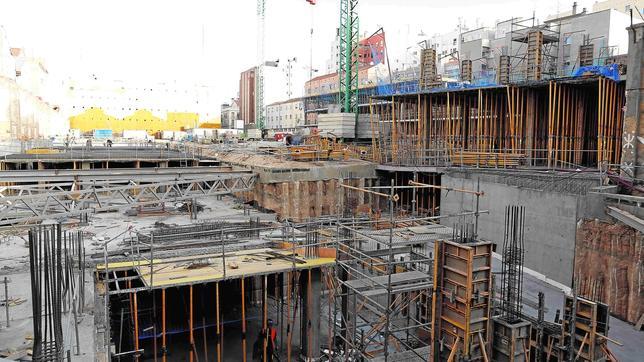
<box><xmin>492</xmin><ymin>317</ymin><xmax>531</xmax><ymax>362</ymax></box>
<box><xmin>432</xmin><ymin>239</ymin><xmax>492</xmax><ymax>361</ymax></box>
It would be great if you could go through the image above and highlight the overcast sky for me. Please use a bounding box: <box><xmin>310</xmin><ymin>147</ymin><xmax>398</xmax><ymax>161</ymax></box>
<box><xmin>0</xmin><ymin>0</ymin><xmax>596</xmax><ymax>113</ymax></box>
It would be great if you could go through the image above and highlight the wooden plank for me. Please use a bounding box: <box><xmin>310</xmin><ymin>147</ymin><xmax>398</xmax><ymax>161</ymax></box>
<box><xmin>634</xmin><ymin>313</ymin><xmax>644</xmax><ymax>331</ymax></box>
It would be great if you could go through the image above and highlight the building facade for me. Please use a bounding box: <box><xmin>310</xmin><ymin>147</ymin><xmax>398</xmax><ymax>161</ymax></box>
<box><xmin>592</xmin><ymin>0</ymin><xmax>644</xmax><ymax>14</ymax></box>
<box><xmin>459</xmin><ymin>27</ymin><xmax>496</xmax><ymax>83</ymax></box>
<box><xmin>428</xmin><ymin>25</ymin><xmax>469</xmax><ymax>79</ymax></box>
<box><xmin>266</xmin><ymin>98</ymin><xmax>304</xmax><ymax>132</ymax></box>
<box><xmin>239</xmin><ymin>67</ymin><xmax>256</xmax><ymax>126</ymax></box>
<box><xmin>65</xmin><ymin>79</ymin><xmax>215</xmax><ymax>135</ymax></box>
<box><xmin>304</xmin><ymin>64</ymin><xmax>386</xmax><ymax>97</ymax></box>
<box><xmin>434</xmin><ymin>3</ymin><xmax>642</xmax><ymax>85</ymax></box>
<box><xmin>0</xmin><ymin>28</ymin><xmax>66</xmax><ymax>141</ymax></box>
<box><xmin>544</xmin><ymin>8</ymin><xmax>634</xmax><ymax>77</ymax></box>
<box><xmin>324</xmin><ymin>30</ymin><xmax>387</xmax><ymax>75</ymax></box>
<box><xmin>220</xmin><ymin>99</ymin><xmax>239</xmax><ymax>129</ymax></box>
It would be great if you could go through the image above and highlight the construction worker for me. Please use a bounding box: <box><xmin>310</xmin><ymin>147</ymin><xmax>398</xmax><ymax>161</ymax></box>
<box><xmin>267</xmin><ymin>319</ymin><xmax>277</xmax><ymax>360</ymax></box>
<box><xmin>253</xmin><ymin>319</ymin><xmax>278</xmax><ymax>361</ymax></box>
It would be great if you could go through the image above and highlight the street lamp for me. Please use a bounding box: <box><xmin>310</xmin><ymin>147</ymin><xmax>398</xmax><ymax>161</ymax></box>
<box><xmin>285</xmin><ymin>57</ymin><xmax>297</xmax><ymax>99</ymax></box>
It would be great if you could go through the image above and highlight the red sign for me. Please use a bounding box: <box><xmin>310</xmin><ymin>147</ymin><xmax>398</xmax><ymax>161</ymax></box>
<box><xmin>359</xmin><ymin>32</ymin><xmax>386</xmax><ymax>66</ymax></box>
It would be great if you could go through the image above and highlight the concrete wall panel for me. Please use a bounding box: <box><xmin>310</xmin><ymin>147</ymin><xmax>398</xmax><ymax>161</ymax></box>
<box><xmin>440</xmin><ymin>172</ymin><xmax>580</xmax><ymax>285</ymax></box>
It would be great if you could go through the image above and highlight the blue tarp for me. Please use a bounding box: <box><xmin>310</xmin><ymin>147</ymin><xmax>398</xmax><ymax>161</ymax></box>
<box><xmin>93</xmin><ymin>129</ymin><xmax>113</xmax><ymax>139</ymax></box>
<box><xmin>376</xmin><ymin>81</ymin><xmax>419</xmax><ymax>96</ymax></box>
<box><xmin>572</xmin><ymin>64</ymin><xmax>620</xmax><ymax>81</ymax></box>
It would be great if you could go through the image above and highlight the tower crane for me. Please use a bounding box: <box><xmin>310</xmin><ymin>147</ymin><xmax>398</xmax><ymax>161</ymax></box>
<box><xmin>256</xmin><ymin>0</ymin><xmax>266</xmax><ymax>130</ymax></box>
<box><xmin>338</xmin><ymin>0</ymin><xmax>359</xmax><ymax>114</ymax></box>
<box><xmin>255</xmin><ymin>0</ymin><xmax>359</xmax><ymax>129</ymax></box>
<box><xmin>305</xmin><ymin>0</ymin><xmax>359</xmax><ymax>114</ymax></box>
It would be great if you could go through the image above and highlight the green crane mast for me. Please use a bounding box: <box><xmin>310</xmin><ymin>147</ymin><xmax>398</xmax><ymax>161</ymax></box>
<box><xmin>338</xmin><ymin>0</ymin><xmax>359</xmax><ymax>114</ymax></box>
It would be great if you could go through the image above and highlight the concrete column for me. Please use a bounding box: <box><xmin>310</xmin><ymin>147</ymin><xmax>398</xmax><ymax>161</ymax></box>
<box><xmin>300</xmin><ymin>268</ymin><xmax>321</xmax><ymax>362</ymax></box>
<box><xmin>622</xmin><ymin>23</ymin><xmax>644</xmax><ymax>182</ymax></box>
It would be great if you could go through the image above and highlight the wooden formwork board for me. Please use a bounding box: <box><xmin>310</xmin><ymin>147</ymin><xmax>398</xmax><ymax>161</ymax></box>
<box><xmin>562</xmin><ymin>295</ymin><xmax>610</xmax><ymax>361</ymax></box>
<box><xmin>432</xmin><ymin>239</ymin><xmax>493</xmax><ymax>361</ymax></box>
<box><xmin>97</xmin><ymin>247</ymin><xmax>334</xmax><ymax>288</ymax></box>
<box><xmin>527</xmin><ymin>31</ymin><xmax>543</xmax><ymax>81</ymax></box>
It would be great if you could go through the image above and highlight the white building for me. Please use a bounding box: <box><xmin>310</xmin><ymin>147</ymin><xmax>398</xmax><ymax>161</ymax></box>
<box><xmin>65</xmin><ymin>79</ymin><xmax>216</xmax><ymax>122</ymax></box>
<box><xmin>324</xmin><ymin>31</ymin><xmax>340</xmax><ymax>75</ymax></box>
<box><xmin>592</xmin><ymin>0</ymin><xmax>644</xmax><ymax>14</ymax></box>
<box><xmin>428</xmin><ymin>24</ymin><xmax>470</xmax><ymax>79</ymax></box>
<box><xmin>0</xmin><ymin>27</ymin><xmax>66</xmax><ymax>142</ymax></box>
<box><xmin>220</xmin><ymin>99</ymin><xmax>239</xmax><ymax>129</ymax></box>
<box><xmin>459</xmin><ymin>27</ymin><xmax>496</xmax><ymax>82</ymax></box>
<box><xmin>266</xmin><ymin>98</ymin><xmax>304</xmax><ymax>132</ymax></box>
<box><xmin>544</xmin><ymin>6</ymin><xmax>638</xmax><ymax>76</ymax></box>
<box><xmin>424</xmin><ymin>2</ymin><xmax>642</xmax><ymax>84</ymax></box>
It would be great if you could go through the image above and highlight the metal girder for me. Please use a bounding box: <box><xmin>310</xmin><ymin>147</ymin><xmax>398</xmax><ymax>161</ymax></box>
<box><xmin>0</xmin><ymin>173</ymin><xmax>256</xmax><ymax>226</ymax></box>
<box><xmin>0</xmin><ymin>167</ymin><xmax>237</xmax><ymax>183</ymax></box>
<box><xmin>606</xmin><ymin>206</ymin><xmax>644</xmax><ymax>233</ymax></box>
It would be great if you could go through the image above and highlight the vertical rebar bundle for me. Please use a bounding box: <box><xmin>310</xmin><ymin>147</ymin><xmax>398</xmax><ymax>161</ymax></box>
<box><xmin>452</xmin><ymin>221</ymin><xmax>475</xmax><ymax>244</ymax></box>
<box><xmin>500</xmin><ymin>205</ymin><xmax>526</xmax><ymax>323</ymax></box>
<box><xmin>29</xmin><ymin>225</ymin><xmax>64</xmax><ymax>361</ymax></box>
<box><xmin>304</xmin><ymin>218</ymin><xmax>320</xmax><ymax>258</ymax></box>
<box><xmin>28</xmin><ymin>224</ymin><xmax>85</xmax><ymax>362</ymax></box>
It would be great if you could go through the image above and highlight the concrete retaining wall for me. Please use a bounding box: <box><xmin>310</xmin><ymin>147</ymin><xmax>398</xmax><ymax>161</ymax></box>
<box><xmin>440</xmin><ymin>171</ymin><xmax>592</xmax><ymax>286</ymax></box>
<box><xmin>241</xmin><ymin>178</ymin><xmax>378</xmax><ymax>222</ymax></box>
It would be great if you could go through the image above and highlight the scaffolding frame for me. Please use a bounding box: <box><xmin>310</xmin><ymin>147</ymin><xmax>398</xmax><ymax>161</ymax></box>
<box><xmin>368</xmin><ymin>77</ymin><xmax>626</xmax><ymax>171</ymax></box>
<box><xmin>507</xmin><ymin>17</ymin><xmax>561</xmax><ymax>82</ymax></box>
<box><xmin>98</xmin><ymin>211</ymin><xmax>367</xmax><ymax>361</ymax></box>
<box><xmin>330</xmin><ymin>181</ymin><xmax>488</xmax><ymax>361</ymax></box>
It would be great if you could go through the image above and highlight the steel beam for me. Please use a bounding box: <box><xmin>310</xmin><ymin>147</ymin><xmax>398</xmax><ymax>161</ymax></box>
<box><xmin>606</xmin><ymin>206</ymin><xmax>644</xmax><ymax>233</ymax></box>
<box><xmin>0</xmin><ymin>166</ymin><xmax>238</xmax><ymax>183</ymax></box>
<box><xmin>0</xmin><ymin>173</ymin><xmax>256</xmax><ymax>226</ymax></box>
